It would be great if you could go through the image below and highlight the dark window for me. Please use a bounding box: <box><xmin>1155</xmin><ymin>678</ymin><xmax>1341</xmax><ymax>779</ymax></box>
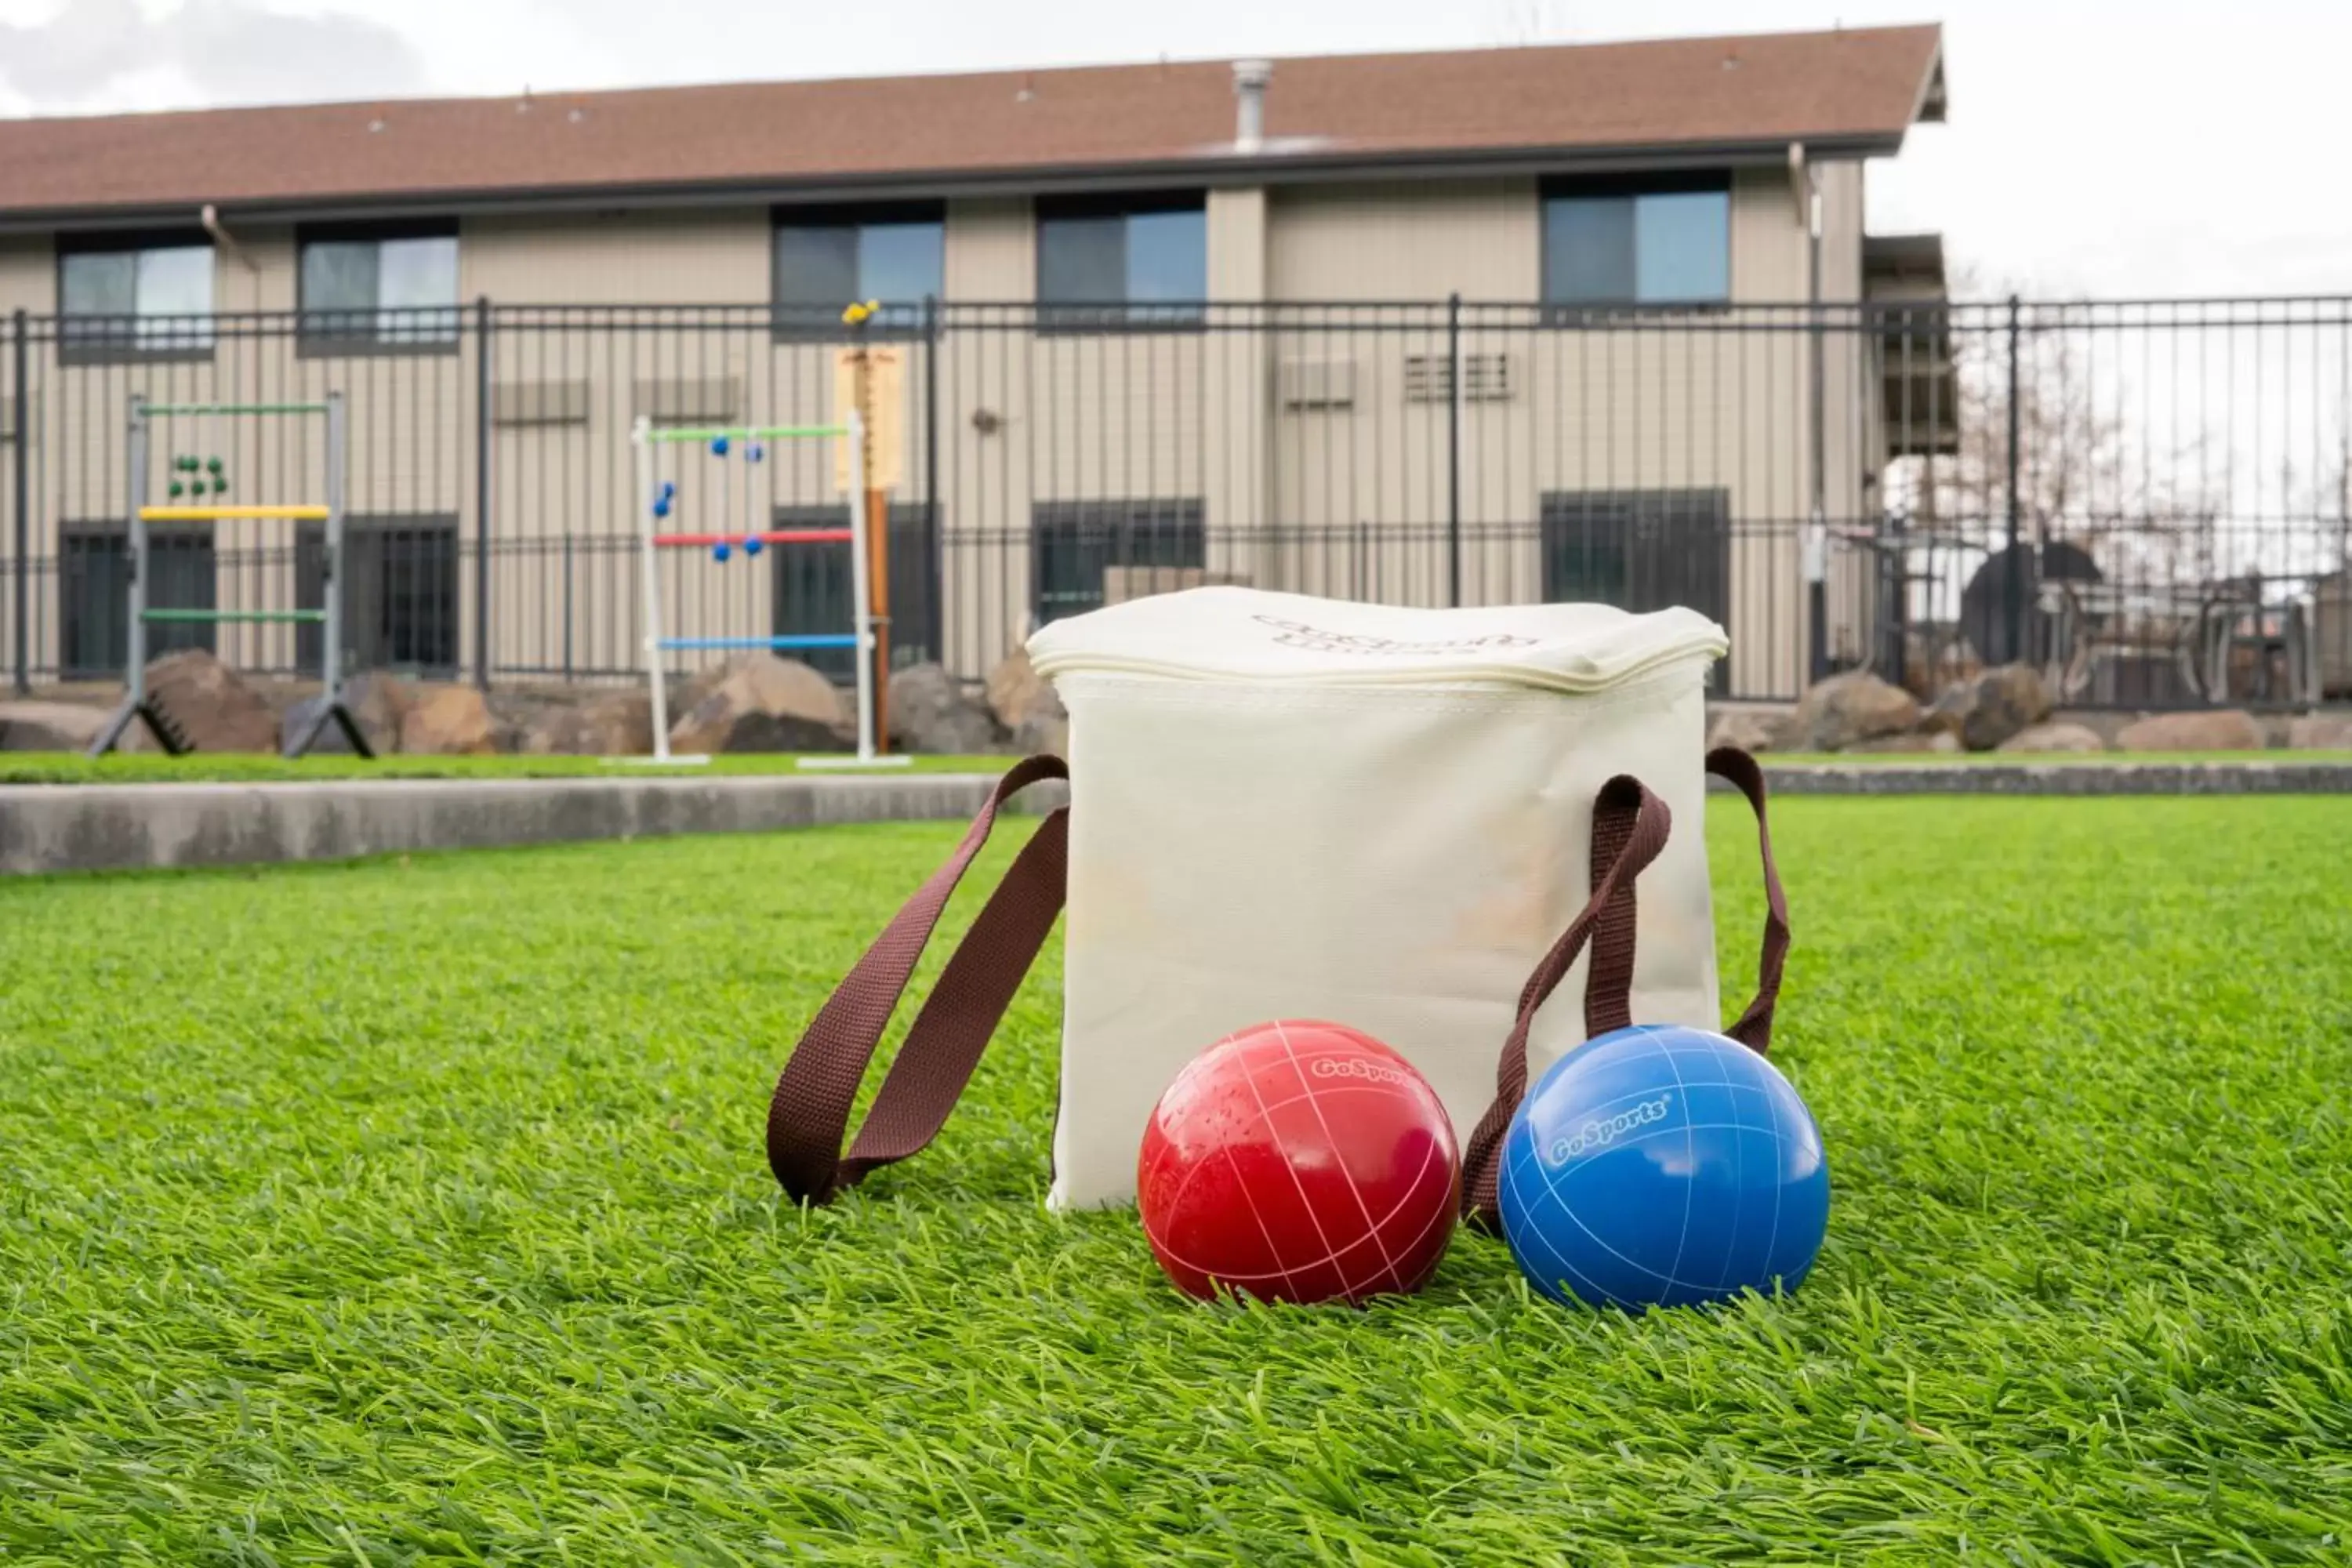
<box><xmin>770</xmin><ymin>504</ymin><xmax>935</xmax><ymax>680</ymax></box>
<box><xmin>60</xmin><ymin>523</ymin><xmax>216</xmax><ymax>677</ymax></box>
<box><xmin>1037</xmin><ymin>194</ymin><xmax>1206</xmax><ymax>329</ymax></box>
<box><xmin>773</xmin><ymin>203</ymin><xmax>944</xmax><ymax>337</ymax></box>
<box><xmin>1542</xmin><ymin>175</ymin><xmax>1730</xmax><ymax>307</ymax></box>
<box><xmin>57</xmin><ymin>232</ymin><xmax>215</xmax><ymax>361</ymax></box>
<box><xmin>295</xmin><ymin>516</ymin><xmax>460</xmax><ymax>676</ymax></box>
<box><xmin>1032</xmin><ymin>499</ymin><xmax>1206</xmax><ymax>625</ymax></box>
<box><xmin>298</xmin><ymin>221</ymin><xmax>460</xmax><ymax>351</ymax></box>
<box><xmin>1541</xmin><ymin>488</ymin><xmax>1730</xmax><ymax>686</ymax></box>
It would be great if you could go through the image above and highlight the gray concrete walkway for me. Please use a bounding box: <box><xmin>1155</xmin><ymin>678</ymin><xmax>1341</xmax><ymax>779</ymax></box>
<box><xmin>2</xmin><ymin>761</ymin><xmax>2343</xmax><ymax>877</ymax></box>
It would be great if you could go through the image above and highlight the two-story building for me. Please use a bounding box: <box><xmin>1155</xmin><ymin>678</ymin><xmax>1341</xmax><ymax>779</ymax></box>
<box><xmin>0</xmin><ymin>24</ymin><xmax>1951</xmax><ymax>699</ymax></box>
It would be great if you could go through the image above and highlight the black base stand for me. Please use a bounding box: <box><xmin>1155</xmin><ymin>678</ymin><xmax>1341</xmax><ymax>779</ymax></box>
<box><xmin>86</xmin><ymin>698</ymin><xmax>190</xmax><ymax>758</ymax></box>
<box><xmin>282</xmin><ymin>688</ymin><xmax>376</xmax><ymax>760</ymax></box>
<box><xmin>86</xmin><ymin>689</ymin><xmax>374</xmax><ymax>760</ymax></box>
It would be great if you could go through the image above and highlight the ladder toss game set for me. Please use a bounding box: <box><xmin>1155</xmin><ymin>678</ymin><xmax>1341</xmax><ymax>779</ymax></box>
<box><xmin>90</xmin><ymin>394</ymin><xmax>374</xmax><ymax>759</ymax></box>
<box><xmin>83</xmin><ymin>314</ymin><xmax>906</xmax><ymax>766</ymax></box>
<box><xmin>629</xmin><ymin>407</ymin><xmax>903</xmax><ymax>768</ymax></box>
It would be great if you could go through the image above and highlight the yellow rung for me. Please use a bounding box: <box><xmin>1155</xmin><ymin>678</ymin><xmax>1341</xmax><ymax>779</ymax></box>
<box><xmin>138</xmin><ymin>505</ymin><xmax>332</xmax><ymax>522</ymax></box>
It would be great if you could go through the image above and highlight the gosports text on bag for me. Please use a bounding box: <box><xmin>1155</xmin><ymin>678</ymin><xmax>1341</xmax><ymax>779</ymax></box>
<box><xmin>765</xmin><ymin>588</ymin><xmax>1788</xmax><ymax>1232</ymax></box>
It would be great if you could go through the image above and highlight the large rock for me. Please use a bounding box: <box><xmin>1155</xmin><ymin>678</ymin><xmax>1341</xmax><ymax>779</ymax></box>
<box><xmin>888</xmin><ymin>662</ymin><xmax>1004</xmax><ymax>754</ymax></box>
<box><xmin>1706</xmin><ymin>706</ymin><xmax>1794</xmax><ymax>754</ymax></box>
<box><xmin>985</xmin><ymin>648</ymin><xmax>1048</xmax><ymax>732</ymax></box>
<box><xmin>400</xmin><ymin>683</ymin><xmax>499</xmax><ymax>756</ymax></box>
<box><xmin>1791</xmin><ymin>671</ymin><xmax>1922</xmax><ymax>752</ymax></box>
<box><xmin>0</xmin><ymin>699</ymin><xmax>110</xmax><ymax>753</ymax></box>
<box><xmin>1928</xmin><ymin>663</ymin><xmax>2056</xmax><ymax>752</ymax></box>
<box><xmin>283</xmin><ymin>671</ymin><xmax>411</xmax><ymax>756</ymax></box>
<box><xmin>1011</xmin><ymin>681</ymin><xmax>1069</xmax><ymax>757</ymax></box>
<box><xmin>523</xmin><ymin>689</ymin><xmax>656</xmax><ymax>757</ymax></box>
<box><xmin>146</xmin><ymin>648</ymin><xmax>278</xmax><ymax>752</ymax></box>
<box><xmin>1998</xmin><ymin>722</ymin><xmax>2108</xmax><ymax>754</ymax></box>
<box><xmin>670</xmin><ymin>655</ymin><xmax>846</xmax><ymax>755</ymax></box>
<box><xmin>2113</xmin><ymin>710</ymin><xmax>2266</xmax><ymax>753</ymax></box>
<box><xmin>2287</xmin><ymin>713</ymin><xmax>2352</xmax><ymax>750</ymax></box>
<box><xmin>986</xmin><ymin>647</ymin><xmax>1068</xmax><ymax>755</ymax></box>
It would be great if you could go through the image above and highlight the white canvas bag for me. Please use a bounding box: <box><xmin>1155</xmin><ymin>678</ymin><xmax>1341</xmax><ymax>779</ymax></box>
<box><xmin>764</xmin><ymin>588</ymin><xmax>1787</xmax><ymax>1221</ymax></box>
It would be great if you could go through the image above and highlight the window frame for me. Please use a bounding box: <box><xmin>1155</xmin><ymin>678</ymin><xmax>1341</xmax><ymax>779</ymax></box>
<box><xmin>1029</xmin><ymin>498</ymin><xmax>1207</xmax><ymax>625</ymax></box>
<box><xmin>58</xmin><ymin>517</ymin><xmax>218</xmax><ymax>674</ymax></box>
<box><xmin>1539</xmin><ymin>487</ymin><xmax>1732</xmax><ymax>691</ymax></box>
<box><xmin>294</xmin><ymin>513</ymin><xmax>463</xmax><ymax>677</ymax></box>
<box><xmin>1539</xmin><ymin>172</ymin><xmax>1733</xmax><ymax>317</ymax></box>
<box><xmin>54</xmin><ymin>229</ymin><xmax>218</xmax><ymax>366</ymax></box>
<box><xmin>769</xmin><ymin>501</ymin><xmax>936</xmax><ymax>676</ymax></box>
<box><xmin>1034</xmin><ymin>191</ymin><xmax>1209</xmax><ymax>334</ymax></box>
<box><xmin>295</xmin><ymin>218</ymin><xmax>463</xmax><ymax>359</ymax></box>
<box><xmin>770</xmin><ymin>200</ymin><xmax>946</xmax><ymax>343</ymax></box>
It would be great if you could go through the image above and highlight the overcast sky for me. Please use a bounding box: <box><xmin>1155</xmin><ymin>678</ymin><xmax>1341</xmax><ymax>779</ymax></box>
<box><xmin>0</xmin><ymin>0</ymin><xmax>2344</xmax><ymax>299</ymax></box>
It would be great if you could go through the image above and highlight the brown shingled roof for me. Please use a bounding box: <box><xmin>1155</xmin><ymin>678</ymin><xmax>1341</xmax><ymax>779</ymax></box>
<box><xmin>0</xmin><ymin>24</ymin><xmax>1944</xmax><ymax>223</ymax></box>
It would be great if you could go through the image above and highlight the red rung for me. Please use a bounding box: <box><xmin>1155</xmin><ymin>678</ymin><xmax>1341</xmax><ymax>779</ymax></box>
<box><xmin>652</xmin><ymin>529</ymin><xmax>855</xmax><ymax>548</ymax></box>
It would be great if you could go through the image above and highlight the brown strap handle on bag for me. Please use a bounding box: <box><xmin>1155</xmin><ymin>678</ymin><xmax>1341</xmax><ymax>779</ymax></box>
<box><xmin>1707</xmin><ymin>746</ymin><xmax>1790</xmax><ymax>1054</ymax></box>
<box><xmin>1459</xmin><ymin>775</ymin><xmax>1673</xmax><ymax>1225</ymax></box>
<box><xmin>765</xmin><ymin>755</ymin><xmax>1069</xmax><ymax>1205</ymax></box>
<box><xmin>1457</xmin><ymin>747</ymin><xmax>1791</xmax><ymax>1225</ymax></box>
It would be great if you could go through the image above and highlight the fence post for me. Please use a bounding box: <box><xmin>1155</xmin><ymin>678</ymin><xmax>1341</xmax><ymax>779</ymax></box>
<box><xmin>2003</xmin><ymin>293</ymin><xmax>2024</xmax><ymax>665</ymax></box>
<box><xmin>561</xmin><ymin>531</ymin><xmax>574</xmax><ymax>684</ymax></box>
<box><xmin>924</xmin><ymin>294</ymin><xmax>942</xmax><ymax>665</ymax></box>
<box><xmin>1446</xmin><ymin>292</ymin><xmax>1462</xmax><ymax>608</ymax></box>
<box><xmin>474</xmin><ymin>295</ymin><xmax>492</xmax><ymax>691</ymax></box>
<box><xmin>10</xmin><ymin>307</ymin><xmax>27</xmax><ymax>694</ymax></box>
<box><xmin>1806</xmin><ymin>181</ymin><xmax>1828</xmax><ymax>684</ymax></box>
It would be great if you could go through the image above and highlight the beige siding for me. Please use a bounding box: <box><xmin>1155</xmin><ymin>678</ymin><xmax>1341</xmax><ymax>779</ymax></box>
<box><xmin>5</xmin><ymin>169</ymin><xmax>1888</xmax><ymax>696</ymax></box>
<box><xmin>1250</xmin><ymin>169</ymin><xmax>1875</xmax><ymax>695</ymax></box>
<box><xmin>462</xmin><ymin>210</ymin><xmax>768</xmax><ymax>303</ymax></box>
<box><xmin>1206</xmin><ymin>187</ymin><xmax>1272</xmax><ymax>591</ymax></box>
<box><xmin>0</xmin><ymin>236</ymin><xmax>51</xmax><ymax>313</ymax></box>
<box><xmin>945</xmin><ymin>198</ymin><xmax>1031</xmax><ymax>299</ymax></box>
<box><xmin>934</xmin><ymin>199</ymin><xmax>1033</xmax><ymax>662</ymax></box>
<box><xmin>1815</xmin><ymin>158</ymin><xmax>1877</xmax><ymax>668</ymax></box>
<box><xmin>1269</xmin><ymin>180</ymin><xmax>1539</xmax><ymax>300</ymax></box>
<box><xmin>0</xmin><ymin>240</ymin><xmax>41</xmax><ymax>681</ymax></box>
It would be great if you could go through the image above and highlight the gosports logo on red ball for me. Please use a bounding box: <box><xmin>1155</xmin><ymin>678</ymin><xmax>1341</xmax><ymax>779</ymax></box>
<box><xmin>1544</xmin><ymin>1094</ymin><xmax>1673</xmax><ymax>1166</ymax></box>
<box><xmin>1310</xmin><ymin>1056</ymin><xmax>1413</xmax><ymax>1087</ymax></box>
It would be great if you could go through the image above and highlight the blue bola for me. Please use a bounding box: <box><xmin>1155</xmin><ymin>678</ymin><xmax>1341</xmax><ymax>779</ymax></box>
<box><xmin>1497</xmin><ymin>1025</ymin><xmax>1828</xmax><ymax>1312</ymax></box>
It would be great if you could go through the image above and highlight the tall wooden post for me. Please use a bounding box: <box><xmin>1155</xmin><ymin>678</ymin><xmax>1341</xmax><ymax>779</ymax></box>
<box><xmin>852</xmin><ymin>305</ymin><xmax>891</xmax><ymax>751</ymax></box>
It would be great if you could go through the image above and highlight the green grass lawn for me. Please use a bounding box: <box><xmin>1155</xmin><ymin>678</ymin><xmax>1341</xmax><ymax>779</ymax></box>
<box><xmin>0</xmin><ymin>750</ymin><xmax>1015</xmax><ymax>785</ymax></box>
<box><xmin>4</xmin><ymin>800</ymin><xmax>2350</xmax><ymax>1563</ymax></box>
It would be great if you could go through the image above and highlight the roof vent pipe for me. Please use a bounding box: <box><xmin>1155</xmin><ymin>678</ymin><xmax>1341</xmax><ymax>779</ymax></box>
<box><xmin>1232</xmin><ymin>59</ymin><xmax>1272</xmax><ymax>152</ymax></box>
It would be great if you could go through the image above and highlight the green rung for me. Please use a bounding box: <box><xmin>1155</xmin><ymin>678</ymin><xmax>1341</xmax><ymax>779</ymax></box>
<box><xmin>144</xmin><ymin>401</ymin><xmax>331</xmax><ymax>417</ymax></box>
<box><xmin>140</xmin><ymin>608</ymin><xmax>327</xmax><ymax>624</ymax></box>
<box><xmin>643</xmin><ymin>424</ymin><xmax>847</xmax><ymax>443</ymax></box>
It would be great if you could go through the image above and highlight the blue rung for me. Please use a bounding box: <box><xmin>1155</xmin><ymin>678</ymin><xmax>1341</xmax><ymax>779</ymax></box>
<box><xmin>657</xmin><ymin>635</ymin><xmax>858</xmax><ymax>651</ymax></box>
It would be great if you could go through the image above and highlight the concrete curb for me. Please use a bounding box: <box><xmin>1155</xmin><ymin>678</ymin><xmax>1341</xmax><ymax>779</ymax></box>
<box><xmin>1729</xmin><ymin>761</ymin><xmax>2352</xmax><ymax>796</ymax></box>
<box><xmin>0</xmin><ymin>773</ymin><xmax>1070</xmax><ymax>877</ymax></box>
<box><xmin>2</xmin><ymin>762</ymin><xmax>2344</xmax><ymax>877</ymax></box>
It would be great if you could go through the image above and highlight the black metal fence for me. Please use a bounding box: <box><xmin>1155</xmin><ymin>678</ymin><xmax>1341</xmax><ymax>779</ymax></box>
<box><xmin>5</xmin><ymin>298</ymin><xmax>2348</xmax><ymax>707</ymax></box>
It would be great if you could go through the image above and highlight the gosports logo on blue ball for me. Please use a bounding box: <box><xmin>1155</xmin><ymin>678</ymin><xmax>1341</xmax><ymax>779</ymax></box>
<box><xmin>1543</xmin><ymin>1093</ymin><xmax>1672</xmax><ymax>1167</ymax></box>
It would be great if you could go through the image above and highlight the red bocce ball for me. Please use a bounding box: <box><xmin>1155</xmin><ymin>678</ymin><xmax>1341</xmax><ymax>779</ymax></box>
<box><xmin>1137</xmin><ymin>1020</ymin><xmax>1462</xmax><ymax>1305</ymax></box>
